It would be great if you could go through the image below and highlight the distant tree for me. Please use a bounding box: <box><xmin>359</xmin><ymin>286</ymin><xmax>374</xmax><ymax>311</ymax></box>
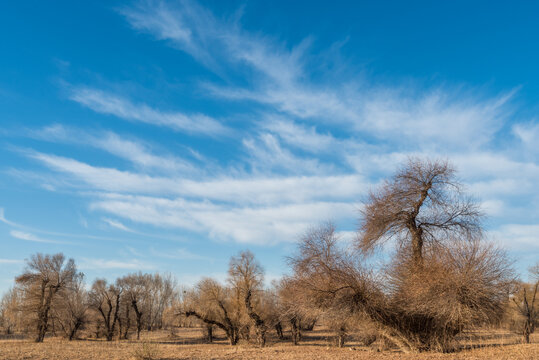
<box><xmin>275</xmin><ymin>278</ymin><xmax>316</xmax><ymax>345</ymax></box>
<box><xmin>228</xmin><ymin>251</ymin><xmax>268</xmax><ymax>347</ymax></box>
<box><xmin>359</xmin><ymin>158</ymin><xmax>482</xmax><ymax>267</ymax></box>
<box><xmin>52</xmin><ymin>273</ymin><xmax>88</xmax><ymax>340</ymax></box>
<box><xmin>0</xmin><ymin>287</ymin><xmax>24</xmax><ymax>335</ymax></box>
<box><xmin>15</xmin><ymin>253</ymin><xmax>79</xmax><ymax>342</ymax></box>
<box><xmin>182</xmin><ymin>278</ymin><xmax>241</xmax><ymax>345</ymax></box>
<box><xmin>118</xmin><ymin>272</ymin><xmax>149</xmax><ymax>340</ymax></box>
<box><xmin>146</xmin><ymin>273</ymin><xmax>176</xmax><ymax>330</ymax></box>
<box><xmin>512</xmin><ymin>267</ymin><xmax>538</xmax><ymax>343</ymax></box>
<box><xmin>89</xmin><ymin>279</ymin><xmax>121</xmax><ymax>341</ymax></box>
<box><xmin>530</xmin><ymin>262</ymin><xmax>539</xmax><ymax>282</ymax></box>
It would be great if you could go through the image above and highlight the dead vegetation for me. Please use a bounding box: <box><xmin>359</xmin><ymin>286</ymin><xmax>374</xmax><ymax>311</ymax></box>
<box><xmin>0</xmin><ymin>158</ymin><xmax>537</xmax><ymax>359</ymax></box>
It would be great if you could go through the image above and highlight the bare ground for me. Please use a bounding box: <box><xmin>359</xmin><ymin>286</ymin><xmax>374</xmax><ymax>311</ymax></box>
<box><xmin>0</xmin><ymin>328</ymin><xmax>537</xmax><ymax>360</ymax></box>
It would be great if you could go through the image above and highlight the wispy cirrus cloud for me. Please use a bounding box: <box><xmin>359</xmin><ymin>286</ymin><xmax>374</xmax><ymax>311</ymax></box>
<box><xmin>69</xmin><ymin>87</ymin><xmax>230</xmax><ymax>136</ymax></box>
<box><xmin>32</xmin><ymin>124</ymin><xmax>199</xmax><ymax>175</ymax></box>
<box><xmin>4</xmin><ymin>0</ymin><xmax>537</xmax><ymax>253</ymax></box>
<box><xmin>0</xmin><ymin>259</ymin><xmax>23</xmax><ymax>264</ymax></box>
<box><xmin>90</xmin><ymin>192</ymin><xmax>356</xmax><ymax>245</ymax></box>
<box><xmin>78</xmin><ymin>257</ymin><xmax>154</xmax><ymax>270</ymax></box>
<box><xmin>120</xmin><ymin>0</ymin><xmax>515</xmax><ymax>150</ymax></box>
<box><xmin>27</xmin><ymin>150</ymin><xmax>367</xmax><ymax>203</ymax></box>
<box><xmin>150</xmin><ymin>247</ymin><xmax>211</xmax><ymax>261</ymax></box>
<box><xmin>10</xmin><ymin>230</ymin><xmax>68</xmax><ymax>244</ymax></box>
<box><xmin>103</xmin><ymin>218</ymin><xmax>134</xmax><ymax>233</ymax></box>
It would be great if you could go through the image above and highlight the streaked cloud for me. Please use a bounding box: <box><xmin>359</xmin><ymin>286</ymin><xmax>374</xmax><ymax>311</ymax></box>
<box><xmin>79</xmin><ymin>257</ymin><xmax>154</xmax><ymax>270</ymax></box>
<box><xmin>10</xmin><ymin>230</ymin><xmax>67</xmax><ymax>244</ymax></box>
<box><xmin>69</xmin><ymin>87</ymin><xmax>230</xmax><ymax>136</ymax></box>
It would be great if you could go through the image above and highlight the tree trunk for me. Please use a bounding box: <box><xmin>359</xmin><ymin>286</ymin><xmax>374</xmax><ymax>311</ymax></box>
<box><xmin>244</xmin><ymin>289</ymin><xmax>267</xmax><ymax>347</ymax></box>
<box><xmin>68</xmin><ymin>319</ymin><xmax>82</xmax><ymax>341</ymax></box>
<box><xmin>337</xmin><ymin>327</ymin><xmax>346</xmax><ymax>347</ymax></box>
<box><xmin>205</xmin><ymin>325</ymin><xmax>213</xmax><ymax>343</ymax></box>
<box><xmin>290</xmin><ymin>318</ymin><xmax>300</xmax><ymax>345</ymax></box>
<box><xmin>524</xmin><ymin>321</ymin><xmax>531</xmax><ymax>344</ymax></box>
<box><xmin>275</xmin><ymin>322</ymin><xmax>284</xmax><ymax>340</ymax></box>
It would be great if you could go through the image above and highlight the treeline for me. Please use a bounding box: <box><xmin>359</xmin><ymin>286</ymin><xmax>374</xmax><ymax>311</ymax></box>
<box><xmin>1</xmin><ymin>159</ymin><xmax>537</xmax><ymax>352</ymax></box>
<box><xmin>0</xmin><ymin>255</ymin><xmax>177</xmax><ymax>342</ymax></box>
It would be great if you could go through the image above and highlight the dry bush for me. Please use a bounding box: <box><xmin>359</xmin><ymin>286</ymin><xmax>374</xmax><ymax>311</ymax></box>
<box><xmin>0</xmin><ymin>287</ymin><xmax>25</xmax><ymax>335</ymax></box>
<box><xmin>288</xmin><ymin>159</ymin><xmax>515</xmax><ymax>353</ymax></box>
<box><xmin>131</xmin><ymin>342</ymin><xmax>160</xmax><ymax>360</ymax></box>
<box><xmin>182</xmin><ymin>278</ymin><xmax>243</xmax><ymax>345</ymax></box>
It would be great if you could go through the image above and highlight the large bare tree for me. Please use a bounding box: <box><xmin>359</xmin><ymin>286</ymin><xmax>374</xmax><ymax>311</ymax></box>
<box><xmin>290</xmin><ymin>159</ymin><xmax>514</xmax><ymax>352</ymax></box>
<box><xmin>15</xmin><ymin>253</ymin><xmax>79</xmax><ymax>342</ymax></box>
<box><xmin>359</xmin><ymin>158</ymin><xmax>482</xmax><ymax>267</ymax></box>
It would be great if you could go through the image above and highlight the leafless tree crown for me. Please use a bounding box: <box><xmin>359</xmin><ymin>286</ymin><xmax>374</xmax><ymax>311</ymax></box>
<box><xmin>359</xmin><ymin>158</ymin><xmax>483</xmax><ymax>266</ymax></box>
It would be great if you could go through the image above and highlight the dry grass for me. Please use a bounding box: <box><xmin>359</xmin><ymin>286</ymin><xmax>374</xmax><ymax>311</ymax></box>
<box><xmin>0</xmin><ymin>327</ymin><xmax>537</xmax><ymax>360</ymax></box>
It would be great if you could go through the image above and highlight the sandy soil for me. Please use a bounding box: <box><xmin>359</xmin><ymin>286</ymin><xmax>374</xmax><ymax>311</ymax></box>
<box><xmin>0</xmin><ymin>327</ymin><xmax>537</xmax><ymax>360</ymax></box>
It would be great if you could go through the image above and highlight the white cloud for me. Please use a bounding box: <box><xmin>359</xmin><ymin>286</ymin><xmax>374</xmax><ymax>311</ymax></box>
<box><xmin>242</xmin><ymin>133</ymin><xmax>331</xmax><ymax>175</ymax></box>
<box><xmin>488</xmin><ymin>224</ymin><xmax>539</xmax><ymax>250</ymax></box>
<box><xmin>29</xmin><ymin>150</ymin><xmax>368</xmax><ymax>204</ymax></box>
<box><xmin>513</xmin><ymin>121</ymin><xmax>539</xmax><ymax>155</ymax></box>
<box><xmin>91</xmin><ymin>193</ymin><xmax>356</xmax><ymax>245</ymax></box>
<box><xmin>260</xmin><ymin>117</ymin><xmax>335</xmax><ymax>153</ymax></box>
<box><xmin>150</xmin><ymin>247</ymin><xmax>210</xmax><ymax>261</ymax></box>
<box><xmin>79</xmin><ymin>258</ymin><xmax>154</xmax><ymax>270</ymax></box>
<box><xmin>0</xmin><ymin>259</ymin><xmax>23</xmax><ymax>264</ymax></box>
<box><xmin>69</xmin><ymin>87</ymin><xmax>229</xmax><ymax>136</ymax></box>
<box><xmin>32</xmin><ymin>125</ymin><xmax>199</xmax><ymax>175</ymax></box>
<box><xmin>30</xmin><ymin>152</ymin><xmax>179</xmax><ymax>194</ymax></box>
<box><xmin>10</xmin><ymin>230</ymin><xmax>66</xmax><ymax>244</ymax></box>
<box><xmin>103</xmin><ymin>218</ymin><xmax>134</xmax><ymax>232</ymax></box>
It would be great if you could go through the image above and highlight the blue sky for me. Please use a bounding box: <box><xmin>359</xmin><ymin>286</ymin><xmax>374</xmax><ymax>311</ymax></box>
<box><xmin>1</xmin><ymin>0</ymin><xmax>538</xmax><ymax>294</ymax></box>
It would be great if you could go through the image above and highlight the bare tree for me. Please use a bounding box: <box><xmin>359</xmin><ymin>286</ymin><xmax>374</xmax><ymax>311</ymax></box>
<box><xmin>52</xmin><ymin>273</ymin><xmax>88</xmax><ymax>340</ymax></box>
<box><xmin>0</xmin><ymin>288</ymin><xmax>24</xmax><ymax>335</ymax></box>
<box><xmin>118</xmin><ymin>272</ymin><xmax>148</xmax><ymax>340</ymax></box>
<box><xmin>228</xmin><ymin>251</ymin><xmax>268</xmax><ymax>347</ymax></box>
<box><xmin>15</xmin><ymin>253</ymin><xmax>79</xmax><ymax>342</ymax></box>
<box><xmin>290</xmin><ymin>160</ymin><xmax>514</xmax><ymax>352</ymax></box>
<box><xmin>530</xmin><ymin>262</ymin><xmax>539</xmax><ymax>282</ymax></box>
<box><xmin>147</xmin><ymin>273</ymin><xmax>176</xmax><ymax>330</ymax></box>
<box><xmin>276</xmin><ymin>277</ymin><xmax>318</xmax><ymax>345</ymax></box>
<box><xmin>182</xmin><ymin>278</ymin><xmax>241</xmax><ymax>345</ymax></box>
<box><xmin>512</xmin><ymin>280</ymin><xmax>538</xmax><ymax>343</ymax></box>
<box><xmin>359</xmin><ymin>158</ymin><xmax>482</xmax><ymax>267</ymax></box>
<box><xmin>89</xmin><ymin>279</ymin><xmax>121</xmax><ymax>341</ymax></box>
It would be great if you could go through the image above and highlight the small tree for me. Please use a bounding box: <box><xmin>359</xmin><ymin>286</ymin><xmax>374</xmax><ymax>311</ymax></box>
<box><xmin>182</xmin><ymin>278</ymin><xmax>242</xmax><ymax>345</ymax></box>
<box><xmin>0</xmin><ymin>288</ymin><xmax>24</xmax><ymax>335</ymax></box>
<box><xmin>52</xmin><ymin>273</ymin><xmax>88</xmax><ymax>340</ymax></box>
<box><xmin>15</xmin><ymin>253</ymin><xmax>79</xmax><ymax>342</ymax></box>
<box><xmin>89</xmin><ymin>279</ymin><xmax>122</xmax><ymax>341</ymax></box>
<box><xmin>118</xmin><ymin>272</ymin><xmax>149</xmax><ymax>340</ymax></box>
<box><xmin>512</xmin><ymin>279</ymin><xmax>538</xmax><ymax>343</ymax></box>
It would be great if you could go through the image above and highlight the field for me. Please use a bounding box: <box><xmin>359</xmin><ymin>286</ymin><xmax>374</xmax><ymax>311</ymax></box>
<box><xmin>0</xmin><ymin>327</ymin><xmax>537</xmax><ymax>360</ymax></box>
